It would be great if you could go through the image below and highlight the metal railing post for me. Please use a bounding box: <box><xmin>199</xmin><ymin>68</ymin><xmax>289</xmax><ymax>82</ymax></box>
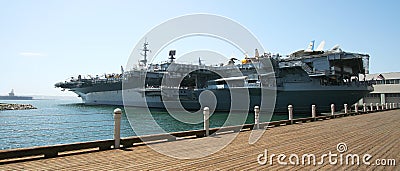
<box><xmin>114</xmin><ymin>108</ymin><xmax>122</xmax><ymax>149</ymax></box>
<box><xmin>312</xmin><ymin>105</ymin><xmax>316</xmax><ymax>120</ymax></box>
<box><xmin>288</xmin><ymin>105</ymin><xmax>293</xmax><ymax>124</ymax></box>
<box><xmin>204</xmin><ymin>107</ymin><xmax>210</xmax><ymax>136</ymax></box>
<box><xmin>331</xmin><ymin>104</ymin><xmax>335</xmax><ymax>116</ymax></box>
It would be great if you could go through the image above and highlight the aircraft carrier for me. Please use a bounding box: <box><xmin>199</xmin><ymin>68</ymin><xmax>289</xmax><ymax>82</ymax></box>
<box><xmin>55</xmin><ymin>41</ymin><xmax>373</xmax><ymax>113</ymax></box>
<box><xmin>0</xmin><ymin>89</ymin><xmax>33</xmax><ymax>100</ymax></box>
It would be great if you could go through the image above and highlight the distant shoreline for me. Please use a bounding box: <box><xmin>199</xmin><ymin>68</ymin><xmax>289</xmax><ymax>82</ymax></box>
<box><xmin>0</xmin><ymin>95</ymin><xmax>79</xmax><ymax>100</ymax></box>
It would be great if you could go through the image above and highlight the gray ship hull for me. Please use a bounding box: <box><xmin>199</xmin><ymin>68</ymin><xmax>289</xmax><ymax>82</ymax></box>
<box><xmin>76</xmin><ymin>85</ymin><xmax>371</xmax><ymax>113</ymax></box>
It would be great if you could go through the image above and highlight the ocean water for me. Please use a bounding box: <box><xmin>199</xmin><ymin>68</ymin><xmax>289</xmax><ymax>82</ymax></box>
<box><xmin>0</xmin><ymin>99</ymin><xmax>308</xmax><ymax>150</ymax></box>
<box><xmin>0</xmin><ymin>99</ymin><xmax>130</xmax><ymax>150</ymax></box>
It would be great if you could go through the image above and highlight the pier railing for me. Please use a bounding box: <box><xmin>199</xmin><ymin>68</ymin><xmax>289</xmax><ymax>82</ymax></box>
<box><xmin>1</xmin><ymin>102</ymin><xmax>399</xmax><ymax>162</ymax></box>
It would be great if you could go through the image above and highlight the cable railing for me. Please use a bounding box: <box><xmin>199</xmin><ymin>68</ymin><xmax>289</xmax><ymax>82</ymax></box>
<box><xmin>1</xmin><ymin>102</ymin><xmax>398</xmax><ymax>152</ymax></box>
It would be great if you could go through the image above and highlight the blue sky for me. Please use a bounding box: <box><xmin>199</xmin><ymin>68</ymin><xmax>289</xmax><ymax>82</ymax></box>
<box><xmin>1</xmin><ymin>0</ymin><xmax>399</xmax><ymax>96</ymax></box>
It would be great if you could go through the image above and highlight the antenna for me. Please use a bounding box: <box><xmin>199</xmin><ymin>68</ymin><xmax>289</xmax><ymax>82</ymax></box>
<box><xmin>140</xmin><ymin>39</ymin><xmax>150</xmax><ymax>66</ymax></box>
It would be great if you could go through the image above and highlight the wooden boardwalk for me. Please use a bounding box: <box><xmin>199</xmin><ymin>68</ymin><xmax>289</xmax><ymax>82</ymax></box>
<box><xmin>1</xmin><ymin>110</ymin><xmax>399</xmax><ymax>170</ymax></box>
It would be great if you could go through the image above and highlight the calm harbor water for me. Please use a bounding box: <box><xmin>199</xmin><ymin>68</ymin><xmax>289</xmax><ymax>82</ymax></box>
<box><xmin>0</xmin><ymin>99</ymin><xmax>309</xmax><ymax>150</ymax></box>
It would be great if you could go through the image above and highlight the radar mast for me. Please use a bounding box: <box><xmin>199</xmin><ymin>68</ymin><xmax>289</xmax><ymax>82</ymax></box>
<box><xmin>140</xmin><ymin>40</ymin><xmax>150</xmax><ymax>66</ymax></box>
